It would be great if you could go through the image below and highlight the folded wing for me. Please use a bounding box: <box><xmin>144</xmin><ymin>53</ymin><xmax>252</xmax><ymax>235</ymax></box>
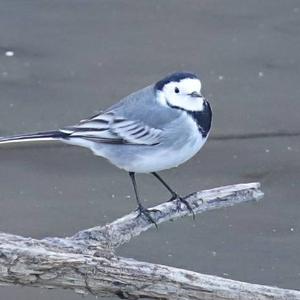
<box><xmin>60</xmin><ymin>112</ymin><xmax>161</xmax><ymax>145</ymax></box>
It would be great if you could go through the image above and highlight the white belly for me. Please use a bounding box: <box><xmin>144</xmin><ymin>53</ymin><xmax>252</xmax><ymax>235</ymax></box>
<box><xmin>124</xmin><ymin>135</ymin><xmax>206</xmax><ymax>173</ymax></box>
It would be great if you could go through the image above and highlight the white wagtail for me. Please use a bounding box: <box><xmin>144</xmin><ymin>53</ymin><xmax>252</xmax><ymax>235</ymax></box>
<box><xmin>0</xmin><ymin>72</ymin><xmax>212</xmax><ymax>226</ymax></box>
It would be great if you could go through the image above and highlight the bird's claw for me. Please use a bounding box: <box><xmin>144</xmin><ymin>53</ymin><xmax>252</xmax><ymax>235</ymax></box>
<box><xmin>168</xmin><ymin>193</ymin><xmax>195</xmax><ymax>220</ymax></box>
<box><xmin>136</xmin><ymin>205</ymin><xmax>159</xmax><ymax>228</ymax></box>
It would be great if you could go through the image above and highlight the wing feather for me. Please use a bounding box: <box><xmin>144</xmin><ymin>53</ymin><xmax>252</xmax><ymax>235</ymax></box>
<box><xmin>60</xmin><ymin>112</ymin><xmax>161</xmax><ymax>145</ymax></box>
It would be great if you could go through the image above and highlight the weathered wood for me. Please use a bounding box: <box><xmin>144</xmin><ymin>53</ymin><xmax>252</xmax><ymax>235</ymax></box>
<box><xmin>0</xmin><ymin>237</ymin><xmax>299</xmax><ymax>300</ymax></box>
<box><xmin>72</xmin><ymin>182</ymin><xmax>264</xmax><ymax>249</ymax></box>
<box><xmin>1</xmin><ymin>182</ymin><xmax>299</xmax><ymax>299</ymax></box>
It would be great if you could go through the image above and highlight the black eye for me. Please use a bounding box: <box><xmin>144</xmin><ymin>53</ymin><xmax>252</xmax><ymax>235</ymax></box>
<box><xmin>174</xmin><ymin>87</ymin><xmax>179</xmax><ymax>94</ymax></box>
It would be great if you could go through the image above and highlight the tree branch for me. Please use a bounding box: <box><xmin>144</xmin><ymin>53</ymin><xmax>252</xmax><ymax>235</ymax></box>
<box><xmin>72</xmin><ymin>182</ymin><xmax>264</xmax><ymax>249</ymax></box>
<box><xmin>1</xmin><ymin>182</ymin><xmax>299</xmax><ymax>299</ymax></box>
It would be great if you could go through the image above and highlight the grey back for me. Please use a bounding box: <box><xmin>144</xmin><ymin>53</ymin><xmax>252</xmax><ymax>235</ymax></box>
<box><xmin>105</xmin><ymin>85</ymin><xmax>181</xmax><ymax>129</ymax></box>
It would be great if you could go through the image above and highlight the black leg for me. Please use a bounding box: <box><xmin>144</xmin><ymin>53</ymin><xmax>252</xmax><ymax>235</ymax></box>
<box><xmin>129</xmin><ymin>172</ymin><xmax>158</xmax><ymax>228</ymax></box>
<box><xmin>151</xmin><ymin>172</ymin><xmax>195</xmax><ymax>219</ymax></box>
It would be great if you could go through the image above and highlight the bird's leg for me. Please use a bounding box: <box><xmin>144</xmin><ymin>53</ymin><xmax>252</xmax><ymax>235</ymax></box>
<box><xmin>129</xmin><ymin>172</ymin><xmax>158</xmax><ymax>228</ymax></box>
<box><xmin>151</xmin><ymin>172</ymin><xmax>195</xmax><ymax>219</ymax></box>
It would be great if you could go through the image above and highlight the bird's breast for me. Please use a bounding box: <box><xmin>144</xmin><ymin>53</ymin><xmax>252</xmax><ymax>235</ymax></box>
<box><xmin>123</xmin><ymin>115</ymin><xmax>207</xmax><ymax>173</ymax></box>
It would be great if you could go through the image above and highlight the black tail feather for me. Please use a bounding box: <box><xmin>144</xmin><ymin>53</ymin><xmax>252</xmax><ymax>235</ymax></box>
<box><xmin>0</xmin><ymin>130</ymin><xmax>68</xmax><ymax>144</ymax></box>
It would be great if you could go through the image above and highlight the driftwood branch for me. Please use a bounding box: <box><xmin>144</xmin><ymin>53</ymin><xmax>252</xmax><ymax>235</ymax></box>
<box><xmin>0</xmin><ymin>182</ymin><xmax>299</xmax><ymax>299</ymax></box>
<box><xmin>72</xmin><ymin>182</ymin><xmax>264</xmax><ymax>249</ymax></box>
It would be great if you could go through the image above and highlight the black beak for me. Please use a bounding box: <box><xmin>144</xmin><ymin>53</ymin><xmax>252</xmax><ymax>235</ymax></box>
<box><xmin>189</xmin><ymin>91</ymin><xmax>202</xmax><ymax>98</ymax></box>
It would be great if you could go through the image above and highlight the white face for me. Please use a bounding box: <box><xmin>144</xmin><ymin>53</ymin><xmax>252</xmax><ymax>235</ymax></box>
<box><xmin>157</xmin><ymin>78</ymin><xmax>204</xmax><ymax>111</ymax></box>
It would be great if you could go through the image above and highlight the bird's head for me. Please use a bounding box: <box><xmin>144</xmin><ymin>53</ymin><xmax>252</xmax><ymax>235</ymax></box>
<box><xmin>155</xmin><ymin>72</ymin><xmax>206</xmax><ymax>112</ymax></box>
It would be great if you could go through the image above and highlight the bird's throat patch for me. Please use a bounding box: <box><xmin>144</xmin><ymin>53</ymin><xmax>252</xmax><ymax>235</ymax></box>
<box><xmin>167</xmin><ymin>100</ymin><xmax>212</xmax><ymax>138</ymax></box>
<box><xmin>187</xmin><ymin>101</ymin><xmax>212</xmax><ymax>137</ymax></box>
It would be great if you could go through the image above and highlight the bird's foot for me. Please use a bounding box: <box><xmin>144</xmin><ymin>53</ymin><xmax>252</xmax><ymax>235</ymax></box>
<box><xmin>168</xmin><ymin>193</ymin><xmax>195</xmax><ymax>220</ymax></box>
<box><xmin>136</xmin><ymin>205</ymin><xmax>159</xmax><ymax>229</ymax></box>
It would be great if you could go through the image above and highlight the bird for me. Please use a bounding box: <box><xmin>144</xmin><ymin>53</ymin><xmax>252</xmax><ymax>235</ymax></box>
<box><xmin>0</xmin><ymin>72</ymin><xmax>212</xmax><ymax>226</ymax></box>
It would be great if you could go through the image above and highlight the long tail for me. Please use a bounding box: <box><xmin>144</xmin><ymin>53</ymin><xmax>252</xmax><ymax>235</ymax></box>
<box><xmin>0</xmin><ymin>130</ymin><xmax>68</xmax><ymax>145</ymax></box>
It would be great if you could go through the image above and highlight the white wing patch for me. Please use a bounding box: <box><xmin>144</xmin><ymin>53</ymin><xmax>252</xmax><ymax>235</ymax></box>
<box><xmin>60</xmin><ymin>112</ymin><xmax>161</xmax><ymax>145</ymax></box>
